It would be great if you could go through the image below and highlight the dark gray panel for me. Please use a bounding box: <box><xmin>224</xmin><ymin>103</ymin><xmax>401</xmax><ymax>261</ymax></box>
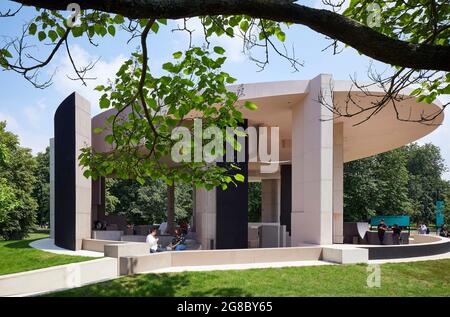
<box><xmin>216</xmin><ymin>121</ymin><xmax>248</xmax><ymax>249</ymax></box>
<box><xmin>364</xmin><ymin>240</ymin><xmax>450</xmax><ymax>260</ymax></box>
<box><xmin>54</xmin><ymin>93</ymin><xmax>76</xmax><ymax>250</ymax></box>
<box><xmin>280</xmin><ymin>165</ymin><xmax>292</xmax><ymax>233</ymax></box>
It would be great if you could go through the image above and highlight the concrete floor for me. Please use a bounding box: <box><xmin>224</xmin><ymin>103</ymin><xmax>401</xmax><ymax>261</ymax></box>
<box><xmin>29</xmin><ymin>238</ymin><xmax>103</xmax><ymax>257</ymax></box>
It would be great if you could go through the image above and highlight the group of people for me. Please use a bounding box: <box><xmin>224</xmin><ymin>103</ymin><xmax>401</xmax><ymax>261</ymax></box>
<box><xmin>417</xmin><ymin>223</ymin><xmax>430</xmax><ymax>235</ymax></box>
<box><xmin>377</xmin><ymin>219</ymin><xmax>403</xmax><ymax>245</ymax></box>
<box><xmin>146</xmin><ymin>226</ymin><xmax>187</xmax><ymax>253</ymax></box>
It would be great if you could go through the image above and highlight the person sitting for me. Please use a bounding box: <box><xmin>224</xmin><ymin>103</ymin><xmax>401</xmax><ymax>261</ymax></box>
<box><xmin>146</xmin><ymin>227</ymin><xmax>162</xmax><ymax>253</ymax></box>
<box><xmin>392</xmin><ymin>224</ymin><xmax>402</xmax><ymax>245</ymax></box>
<box><xmin>439</xmin><ymin>226</ymin><xmax>449</xmax><ymax>238</ymax></box>
<box><xmin>167</xmin><ymin>228</ymin><xmax>187</xmax><ymax>251</ymax></box>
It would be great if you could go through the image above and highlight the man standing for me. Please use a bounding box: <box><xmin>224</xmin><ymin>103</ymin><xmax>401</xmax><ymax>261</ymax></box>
<box><xmin>377</xmin><ymin>219</ymin><xmax>388</xmax><ymax>245</ymax></box>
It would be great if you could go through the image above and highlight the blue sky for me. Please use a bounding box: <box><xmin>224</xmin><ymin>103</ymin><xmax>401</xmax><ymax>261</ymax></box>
<box><xmin>0</xmin><ymin>1</ymin><xmax>449</xmax><ymax>178</ymax></box>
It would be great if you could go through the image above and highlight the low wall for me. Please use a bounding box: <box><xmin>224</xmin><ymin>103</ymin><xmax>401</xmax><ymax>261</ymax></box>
<box><xmin>0</xmin><ymin>258</ymin><xmax>118</xmax><ymax>296</ymax></box>
<box><xmin>361</xmin><ymin>235</ymin><xmax>450</xmax><ymax>260</ymax></box>
<box><xmin>120</xmin><ymin>246</ymin><xmax>324</xmax><ymax>275</ymax></box>
<box><xmin>82</xmin><ymin>238</ymin><xmax>127</xmax><ymax>252</ymax></box>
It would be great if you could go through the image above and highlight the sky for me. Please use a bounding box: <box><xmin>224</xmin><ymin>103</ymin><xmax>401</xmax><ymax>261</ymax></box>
<box><xmin>0</xmin><ymin>0</ymin><xmax>449</xmax><ymax>178</ymax></box>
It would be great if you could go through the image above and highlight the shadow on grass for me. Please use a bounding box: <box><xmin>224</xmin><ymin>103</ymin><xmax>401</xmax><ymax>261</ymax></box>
<box><xmin>49</xmin><ymin>272</ymin><xmax>251</xmax><ymax>297</ymax></box>
<box><xmin>4</xmin><ymin>237</ymin><xmax>43</xmax><ymax>249</ymax></box>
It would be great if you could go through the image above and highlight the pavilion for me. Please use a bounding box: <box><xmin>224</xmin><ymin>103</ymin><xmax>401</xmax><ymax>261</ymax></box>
<box><xmin>49</xmin><ymin>74</ymin><xmax>443</xmax><ymax>251</ymax></box>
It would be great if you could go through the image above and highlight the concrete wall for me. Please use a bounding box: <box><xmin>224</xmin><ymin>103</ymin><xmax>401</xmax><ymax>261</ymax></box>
<box><xmin>333</xmin><ymin>123</ymin><xmax>344</xmax><ymax>243</ymax></box>
<box><xmin>0</xmin><ymin>258</ymin><xmax>117</xmax><ymax>296</ymax></box>
<box><xmin>261</xmin><ymin>179</ymin><xmax>280</xmax><ymax>223</ymax></box>
<box><xmin>195</xmin><ymin>187</ymin><xmax>216</xmax><ymax>249</ymax></box>
<box><xmin>291</xmin><ymin>74</ymin><xmax>334</xmax><ymax>246</ymax></box>
<box><xmin>120</xmin><ymin>246</ymin><xmax>324</xmax><ymax>275</ymax></box>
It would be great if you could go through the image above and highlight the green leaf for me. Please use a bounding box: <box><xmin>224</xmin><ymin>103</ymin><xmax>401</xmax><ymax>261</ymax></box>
<box><xmin>113</xmin><ymin>15</ymin><xmax>125</xmax><ymax>24</ymax></box>
<box><xmin>276</xmin><ymin>30</ymin><xmax>286</xmax><ymax>42</ymax></box>
<box><xmin>157</xmin><ymin>19</ymin><xmax>167</xmax><ymax>25</ymax></box>
<box><xmin>151</xmin><ymin>22</ymin><xmax>159</xmax><ymax>34</ymax></box>
<box><xmin>99</xmin><ymin>97</ymin><xmax>110</xmax><ymax>109</ymax></box>
<box><xmin>105</xmin><ymin>134</ymin><xmax>114</xmax><ymax>144</ymax></box>
<box><xmin>136</xmin><ymin>176</ymin><xmax>145</xmax><ymax>186</ymax></box>
<box><xmin>213</xmin><ymin>46</ymin><xmax>226</xmax><ymax>55</ymax></box>
<box><xmin>29</xmin><ymin>23</ymin><xmax>37</xmax><ymax>35</ymax></box>
<box><xmin>56</xmin><ymin>25</ymin><xmax>66</xmax><ymax>37</ymax></box>
<box><xmin>95</xmin><ymin>85</ymin><xmax>105</xmax><ymax>91</ymax></box>
<box><xmin>108</xmin><ymin>25</ymin><xmax>116</xmax><ymax>36</ymax></box>
<box><xmin>38</xmin><ymin>31</ymin><xmax>46</xmax><ymax>41</ymax></box>
<box><xmin>93</xmin><ymin>127</ymin><xmax>104</xmax><ymax>134</ymax></box>
<box><xmin>234</xmin><ymin>173</ymin><xmax>245</xmax><ymax>182</ymax></box>
<box><xmin>244</xmin><ymin>101</ymin><xmax>258</xmax><ymax>110</ymax></box>
<box><xmin>48</xmin><ymin>30</ymin><xmax>58</xmax><ymax>42</ymax></box>
<box><xmin>72</xmin><ymin>27</ymin><xmax>83</xmax><ymax>37</ymax></box>
<box><xmin>173</xmin><ymin>51</ymin><xmax>183</xmax><ymax>59</ymax></box>
<box><xmin>240</xmin><ymin>21</ymin><xmax>249</xmax><ymax>32</ymax></box>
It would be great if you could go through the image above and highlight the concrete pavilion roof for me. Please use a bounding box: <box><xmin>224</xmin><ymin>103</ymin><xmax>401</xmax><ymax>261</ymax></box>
<box><xmin>92</xmin><ymin>78</ymin><xmax>443</xmax><ymax>167</ymax></box>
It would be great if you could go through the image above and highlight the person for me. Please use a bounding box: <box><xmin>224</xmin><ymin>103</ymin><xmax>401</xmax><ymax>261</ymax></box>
<box><xmin>168</xmin><ymin>228</ymin><xmax>187</xmax><ymax>251</ymax></box>
<box><xmin>418</xmin><ymin>223</ymin><xmax>428</xmax><ymax>234</ymax></box>
<box><xmin>146</xmin><ymin>227</ymin><xmax>160</xmax><ymax>253</ymax></box>
<box><xmin>439</xmin><ymin>226</ymin><xmax>449</xmax><ymax>238</ymax></box>
<box><xmin>392</xmin><ymin>224</ymin><xmax>402</xmax><ymax>245</ymax></box>
<box><xmin>158</xmin><ymin>222</ymin><xmax>168</xmax><ymax>235</ymax></box>
<box><xmin>377</xmin><ymin>219</ymin><xmax>388</xmax><ymax>245</ymax></box>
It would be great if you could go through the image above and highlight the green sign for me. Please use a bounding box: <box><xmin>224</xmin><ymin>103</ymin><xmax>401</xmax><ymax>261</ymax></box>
<box><xmin>436</xmin><ymin>200</ymin><xmax>445</xmax><ymax>227</ymax></box>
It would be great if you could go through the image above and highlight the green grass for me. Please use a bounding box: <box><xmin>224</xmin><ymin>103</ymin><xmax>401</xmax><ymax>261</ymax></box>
<box><xmin>48</xmin><ymin>259</ymin><xmax>450</xmax><ymax>297</ymax></box>
<box><xmin>0</xmin><ymin>233</ymin><xmax>94</xmax><ymax>276</ymax></box>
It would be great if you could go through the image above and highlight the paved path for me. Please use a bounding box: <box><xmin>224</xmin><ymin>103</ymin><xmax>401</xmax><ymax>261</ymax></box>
<box><xmin>29</xmin><ymin>238</ymin><xmax>103</xmax><ymax>257</ymax></box>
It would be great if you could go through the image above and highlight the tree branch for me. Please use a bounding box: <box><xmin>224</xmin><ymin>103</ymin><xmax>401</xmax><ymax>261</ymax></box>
<box><xmin>11</xmin><ymin>0</ymin><xmax>450</xmax><ymax>71</ymax></box>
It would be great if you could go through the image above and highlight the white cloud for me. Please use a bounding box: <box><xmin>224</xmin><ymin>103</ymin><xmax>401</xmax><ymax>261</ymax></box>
<box><xmin>52</xmin><ymin>44</ymin><xmax>127</xmax><ymax>115</ymax></box>
<box><xmin>0</xmin><ymin>111</ymin><xmax>19</xmax><ymax>130</ymax></box>
<box><xmin>22</xmin><ymin>98</ymin><xmax>48</xmax><ymax>129</ymax></box>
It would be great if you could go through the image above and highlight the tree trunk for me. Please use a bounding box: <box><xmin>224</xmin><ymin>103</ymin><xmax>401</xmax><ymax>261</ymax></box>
<box><xmin>166</xmin><ymin>183</ymin><xmax>175</xmax><ymax>235</ymax></box>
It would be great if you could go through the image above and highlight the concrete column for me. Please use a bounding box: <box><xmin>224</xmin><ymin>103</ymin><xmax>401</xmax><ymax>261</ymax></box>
<box><xmin>333</xmin><ymin>122</ymin><xmax>344</xmax><ymax>244</ymax></box>
<box><xmin>49</xmin><ymin>138</ymin><xmax>55</xmax><ymax>239</ymax></box>
<box><xmin>291</xmin><ymin>74</ymin><xmax>334</xmax><ymax>246</ymax></box>
<box><xmin>74</xmin><ymin>95</ymin><xmax>92</xmax><ymax>250</ymax></box>
<box><xmin>261</xmin><ymin>179</ymin><xmax>280</xmax><ymax>223</ymax></box>
<box><xmin>54</xmin><ymin>92</ymin><xmax>92</xmax><ymax>251</ymax></box>
<box><xmin>195</xmin><ymin>188</ymin><xmax>216</xmax><ymax>249</ymax></box>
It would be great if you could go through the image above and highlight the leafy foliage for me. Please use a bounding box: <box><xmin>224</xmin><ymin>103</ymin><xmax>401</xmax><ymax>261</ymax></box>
<box><xmin>105</xmin><ymin>178</ymin><xmax>192</xmax><ymax>225</ymax></box>
<box><xmin>32</xmin><ymin>147</ymin><xmax>50</xmax><ymax>226</ymax></box>
<box><xmin>79</xmin><ymin>45</ymin><xmax>249</xmax><ymax>190</ymax></box>
<box><xmin>344</xmin><ymin>143</ymin><xmax>449</xmax><ymax>225</ymax></box>
<box><xmin>344</xmin><ymin>0</ymin><xmax>449</xmax><ymax>112</ymax></box>
<box><xmin>248</xmin><ymin>182</ymin><xmax>262</xmax><ymax>222</ymax></box>
<box><xmin>0</xmin><ymin>122</ymin><xmax>37</xmax><ymax>240</ymax></box>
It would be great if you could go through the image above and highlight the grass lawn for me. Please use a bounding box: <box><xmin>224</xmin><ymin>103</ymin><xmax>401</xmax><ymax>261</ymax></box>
<box><xmin>0</xmin><ymin>233</ymin><xmax>94</xmax><ymax>276</ymax></box>
<box><xmin>48</xmin><ymin>259</ymin><xmax>450</xmax><ymax>297</ymax></box>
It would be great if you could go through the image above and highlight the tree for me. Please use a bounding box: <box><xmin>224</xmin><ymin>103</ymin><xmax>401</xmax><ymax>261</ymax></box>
<box><xmin>404</xmin><ymin>143</ymin><xmax>448</xmax><ymax>224</ymax></box>
<box><xmin>344</xmin><ymin>143</ymin><xmax>450</xmax><ymax>225</ymax></box>
<box><xmin>0</xmin><ymin>122</ymin><xmax>37</xmax><ymax>240</ymax></box>
<box><xmin>105</xmin><ymin>178</ymin><xmax>192</xmax><ymax>225</ymax></box>
<box><xmin>345</xmin><ymin>148</ymin><xmax>412</xmax><ymax>221</ymax></box>
<box><xmin>248</xmin><ymin>182</ymin><xmax>262</xmax><ymax>222</ymax></box>
<box><xmin>32</xmin><ymin>147</ymin><xmax>50</xmax><ymax>226</ymax></box>
<box><xmin>1</xmin><ymin>1</ymin><xmax>448</xmax><ymax>188</ymax></box>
